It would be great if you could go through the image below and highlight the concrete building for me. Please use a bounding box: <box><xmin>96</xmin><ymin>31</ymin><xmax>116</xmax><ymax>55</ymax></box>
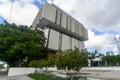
<box><xmin>106</xmin><ymin>51</ymin><xmax>114</xmax><ymax>56</ymax></box>
<box><xmin>32</xmin><ymin>2</ymin><xmax>88</xmax><ymax>51</ymax></box>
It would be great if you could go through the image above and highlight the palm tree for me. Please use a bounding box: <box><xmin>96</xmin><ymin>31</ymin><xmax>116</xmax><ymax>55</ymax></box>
<box><xmin>88</xmin><ymin>50</ymin><xmax>99</xmax><ymax>66</ymax></box>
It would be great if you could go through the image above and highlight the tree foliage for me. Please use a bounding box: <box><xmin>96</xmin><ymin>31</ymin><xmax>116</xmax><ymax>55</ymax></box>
<box><xmin>29</xmin><ymin>48</ymin><xmax>88</xmax><ymax>73</ymax></box>
<box><xmin>29</xmin><ymin>53</ymin><xmax>57</xmax><ymax>69</ymax></box>
<box><xmin>0</xmin><ymin>22</ymin><xmax>46</xmax><ymax>67</ymax></box>
<box><xmin>87</xmin><ymin>50</ymin><xmax>104</xmax><ymax>66</ymax></box>
<box><xmin>0</xmin><ymin>64</ymin><xmax>4</xmax><ymax>69</ymax></box>
<box><xmin>29</xmin><ymin>59</ymin><xmax>47</xmax><ymax>68</ymax></box>
<box><xmin>56</xmin><ymin>48</ymin><xmax>88</xmax><ymax>72</ymax></box>
<box><xmin>102</xmin><ymin>55</ymin><xmax>120</xmax><ymax>66</ymax></box>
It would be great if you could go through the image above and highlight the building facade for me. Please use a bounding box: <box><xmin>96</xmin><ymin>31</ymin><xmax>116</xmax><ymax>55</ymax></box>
<box><xmin>106</xmin><ymin>51</ymin><xmax>114</xmax><ymax>56</ymax></box>
<box><xmin>115</xmin><ymin>34</ymin><xmax>120</xmax><ymax>54</ymax></box>
<box><xmin>32</xmin><ymin>3</ymin><xmax>88</xmax><ymax>51</ymax></box>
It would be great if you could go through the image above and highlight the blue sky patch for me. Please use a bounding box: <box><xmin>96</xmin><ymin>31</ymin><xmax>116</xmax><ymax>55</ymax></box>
<box><xmin>92</xmin><ymin>29</ymin><xmax>119</xmax><ymax>36</ymax></box>
<box><xmin>10</xmin><ymin>0</ymin><xmax>14</xmax><ymax>2</ymax></box>
<box><xmin>106</xmin><ymin>30</ymin><xmax>120</xmax><ymax>34</ymax></box>
<box><xmin>92</xmin><ymin>29</ymin><xmax>105</xmax><ymax>35</ymax></box>
<box><xmin>34</xmin><ymin>0</ymin><xmax>47</xmax><ymax>8</ymax></box>
<box><xmin>34</xmin><ymin>0</ymin><xmax>42</xmax><ymax>8</ymax></box>
<box><xmin>0</xmin><ymin>16</ymin><xmax>5</xmax><ymax>24</ymax></box>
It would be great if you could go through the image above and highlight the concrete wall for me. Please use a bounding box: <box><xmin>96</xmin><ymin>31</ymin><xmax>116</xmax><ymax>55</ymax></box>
<box><xmin>56</xmin><ymin>10</ymin><xmax>61</xmax><ymax>25</ymax></box>
<box><xmin>8</xmin><ymin>67</ymin><xmax>57</xmax><ymax>76</ymax></box>
<box><xmin>32</xmin><ymin>2</ymin><xmax>88</xmax><ymax>51</ymax></box>
<box><xmin>48</xmin><ymin>29</ymin><xmax>59</xmax><ymax>50</ymax></box>
<box><xmin>42</xmin><ymin>67</ymin><xmax>57</xmax><ymax>71</ymax></box>
<box><xmin>75</xmin><ymin>22</ymin><xmax>79</xmax><ymax>35</ymax></box>
<box><xmin>81</xmin><ymin>67</ymin><xmax>120</xmax><ymax>71</ymax></box>
<box><xmin>61</xmin><ymin>34</ymin><xmax>70</xmax><ymax>50</ymax></box>
<box><xmin>46</xmin><ymin>29</ymin><xmax>84</xmax><ymax>50</ymax></box>
<box><xmin>67</xmin><ymin>16</ymin><xmax>71</xmax><ymax>30</ymax></box>
<box><xmin>71</xmin><ymin>18</ymin><xmax>76</xmax><ymax>33</ymax></box>
<box><xmin>72</xmin><ymin>38</ymin><xmax>78</xmax><ymax>49</ymax></box>
<box><xmin>8</xmin><ymin>68</ymin><xmax>36</xmax><ymax>76</ymax></box>
<box><xmin>78</xmin><ymin>41</ymin><xmax>84</xmax><ymax>50</ymax></box>
<box><xmin>79</xmin><ymin>23</ymin><xmax>83</xmax><ymax>37</ymax></box>
<box><xmin>42</xmin><ymin>3</ymin><xmax>56</xmax><ymax>23</ymax></box>
<box><xmin>32</xmin><ymin>2</ymin><xmax>88</xmax><ymax>41</ymax></box>
<box><xmin>61</xmin><ymin>12</ymin><xmax>67</xmax><ymax>29</ymax></box>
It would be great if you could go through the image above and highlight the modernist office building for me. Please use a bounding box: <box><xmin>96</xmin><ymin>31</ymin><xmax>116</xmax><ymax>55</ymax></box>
<box><xmin>32</xmin><ymin>2</ymin><xmax>88</xmax><ymax>51</ymax></box>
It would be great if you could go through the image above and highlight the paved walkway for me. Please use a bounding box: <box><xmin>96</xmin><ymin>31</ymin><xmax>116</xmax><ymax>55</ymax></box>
<box><xmin>0</xmin><ymin>71</ymin><xmax>8</xmax><ymax>80</ymax></box>
<box><xmin>2</xmin><ymin>69</ymin><xmax>120</xmax><ymax>80</ymax></box>
<box><xmin>80</xmin><ymin>70</ymin><xmax>120</xmax><ymax>80</ymax></box>
<box><xmin>0</xmin><ymin>71</ymin><xmax>33</xmax><ymax>80</ymax></box>
<box><xmin>8</xmin><ymin>75</ymin><xmax>34</xmax><ymax>80</ymax></box>
<box><xmin>0</xmin><ymin>75</ymin><xmax>7</xmax><ymax>80</ymax></box>
<box><xmin>0</xmin><ymin>75</ymin><xmax>34</xmax><ymax>80</ymax></box>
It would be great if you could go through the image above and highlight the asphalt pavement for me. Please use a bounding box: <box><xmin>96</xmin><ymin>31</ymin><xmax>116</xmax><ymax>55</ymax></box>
<box><xmin>0</xmin><ymin>75</ymin><xmax>34</xmax><ymax>80</ymax></box>
<box><xmin>0</xmin><ymin>71</ymin><xmax>33</xmax><ymax>80</ymax></box>
<box><xmin>8</xmin><ymin>75</ymin><xmax>34</xmax><ymax>80</ymax></box>
<box><xmin>0</xmin><ymin>71</ymin><xmax>7</xmax><ymax>80</ymax></box>
<box><xmin>0</xmin><ymin>75</ymin><xmax>7</xmax><ymax>80</ymax></box>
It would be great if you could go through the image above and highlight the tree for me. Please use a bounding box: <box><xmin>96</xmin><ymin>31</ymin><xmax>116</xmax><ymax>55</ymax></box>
<box><xmin>0</xmin><ymin>22</ymin><xmax>46</xmax><ymax>67</ymax></box>
<box><xmin>28</xmin><ymin>48</ymin><xmax>88</xmax><ymax>80</ymax></box>
<box><xmin>29</xmin><ymin>59</ymin><xmax>47</xmax><ymax>69</ymax></box>
<box><xmin>0</xmin><ymin>64</ymin><xmax>4</xmax><ymax>70</ymax></box>
<box><xmin>55</xmin><ymin>48</ymin><xmax>88</xmax><ymax>80</ymax></box>
<box><xmin>102</xmin><ymin>55</ymin><xmax>120</xmax><ymax>66</ymax></box>
<box><xmin>46</xmin><ymin>53</ymin><xmax>57</xmax><ymax>67</ymax></box>
<box><xmin>29</xmin><ymin>53</ymin><xmax>57</xmax><ymax>71</ymax></box>
<box><xmin>87</xmin><ymin>50</ymin><xmax>102</xmax><ymax>66</ymax></box>
<box><xmin>117</xmin><ymin>55</ymin><xmax>120</xmax><ymax>65</ymax></box>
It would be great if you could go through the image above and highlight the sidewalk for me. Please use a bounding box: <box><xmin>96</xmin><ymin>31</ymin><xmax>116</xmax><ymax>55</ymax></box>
<box><xmin>0</xmin><ymin>75</ymin><xmax>7</xmax><ymax>80</ymax></box>
<box><xmin>8</xmin><ymin>75</ymin><xmax>34</xmax><ymax>80</ymax></box>
<box><xmin>80</xmin><ymin>70</ymin><xmax>120</xmax><ymax>80</ymax></box>
<box><xmin>0</xmin><ymin>71</ymin><xmax>8</xmax><ymax>80</ymax></box>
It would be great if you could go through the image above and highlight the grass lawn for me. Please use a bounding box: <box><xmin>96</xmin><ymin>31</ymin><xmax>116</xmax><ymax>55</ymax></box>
<box><xmin>28</xmin><ymin>73</ymin><xmax>65</xmax><ymax>80</ymax></box>
<box><xmin>28</xmin><ymin>73</ymin><xmax>87</xmax><ymax>80</ymax></box>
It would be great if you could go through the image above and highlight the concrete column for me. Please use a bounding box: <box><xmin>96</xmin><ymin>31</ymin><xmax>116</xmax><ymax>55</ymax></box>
<box><xmin>61</xmin><ymin>12</ymin><xmax>67</xmax><ymax>29</ymax></box>
<box><xmin>56</xmin><ymin>10</ymin><xmax>61</xmax><ymax>25</ymax></box>
<box><xmin>71</xmin><ymin>18</ymin><xmax>75</xmax><ymax>33</ymax></box>
<box><xmin>61</xmin><ymin>34</ymin><xmax>70</xmax><ymax>50</ymax></box>
<box><xmin>48</xmin><ymin>29</ymin><xmax>59</xmax><ymax>50</ymax></box>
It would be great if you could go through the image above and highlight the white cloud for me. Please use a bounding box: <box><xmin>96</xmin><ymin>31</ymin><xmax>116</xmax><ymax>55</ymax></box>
<box><xmin>84</xmin><ymin>0</ymin><xmax>120</xmax><ymax>32</ymax></box>
<box><xmin>47</xmin><ymin>0</ymin><xmax>54</xmax><ymax>3</ymax></box>
<box><xmin>0</xmin><ymin>0</ymin><xmax>119</xmax><ymax>54</ymax></box>
<box><xmin>85</xmin><ymin>30</ymin><xmax>118</xmax><ymax>54</ymax></box>
<box><xmin>0</xmin><ymin>0</ymin><xmax>9</xmax><ymax>3</ymax></box>
<box><xmin>0</xmin><ymin>0</ymin><xmax>39</xmax><ymax>26</ymax></box>
<box><xmin>53</xmin><ymin>0</ymin><xmax>120</xmax><ymax>54</ymax></box>
<box><xmin>53</xmin><ymin>0</ymin><xmax>120</xmax><ymax>32</ymax></box>
<box><xmin>15</xmin><ymin>0</ymin><xmax>34</xmax><ymax>4</ymax></box>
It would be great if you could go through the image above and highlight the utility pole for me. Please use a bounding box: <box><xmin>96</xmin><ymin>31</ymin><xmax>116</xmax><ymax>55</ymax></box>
<box><xmin>9</xmin><ymin>0</ymin><xmax>14</xmax><ymax>23</ymax></box>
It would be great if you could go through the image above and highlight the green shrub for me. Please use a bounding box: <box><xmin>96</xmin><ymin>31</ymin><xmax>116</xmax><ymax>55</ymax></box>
<box><xmin>29</xmin><ymin>60</ymin><xmax>47</xmax><ymax>68</ymax></box>
<box><xmin>28</xmin><ymin>73</ymin><xmax>87</xmax><ymax>80</ymax></box>
<box><xmin>28</xmin><ymin>73</ymin><xmax>65</xmax><ymax>80</ymax></box>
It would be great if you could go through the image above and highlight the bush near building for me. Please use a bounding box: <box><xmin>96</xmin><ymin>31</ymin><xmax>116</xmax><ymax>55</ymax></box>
<box><xmin>28</xmin><ymin>73</ymin><xmax>65</xmax><ymax>80</ymax></box>
<box><xmin>0</xmin><ymin>21</ymin><xmax>47</xmax><ymax>67</ymax></box>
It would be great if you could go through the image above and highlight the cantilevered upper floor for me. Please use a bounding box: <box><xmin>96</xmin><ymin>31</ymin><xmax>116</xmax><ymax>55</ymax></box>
<box><xmin>32</xmin><ymin>2</ymin><xmax>88</xmax><ymax>41</ymax></box>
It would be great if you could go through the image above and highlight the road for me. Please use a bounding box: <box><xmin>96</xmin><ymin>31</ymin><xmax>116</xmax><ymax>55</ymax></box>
<box><xmin>0</xmin><ymin>75</ymin><xmax>7</xmax><ymax>80</ymax></box>
<box><xmin>0</xmin><ymin>71</ymin><xmax>7</xmax><ymax>80</ymax></box>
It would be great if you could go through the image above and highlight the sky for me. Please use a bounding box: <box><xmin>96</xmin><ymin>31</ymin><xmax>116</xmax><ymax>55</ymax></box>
<box><xmin>0</xmin><ymin>0</ymin><xmax>120</xmax><ymax>55</ymax></box>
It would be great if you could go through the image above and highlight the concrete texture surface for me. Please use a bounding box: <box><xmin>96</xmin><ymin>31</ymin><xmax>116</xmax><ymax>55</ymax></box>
<box><xmin>80</xmin><ymin>70</ymin><xmax>120</xmax><ymax>80</ymax></box>
<box><xmin>8</xmin><ymin>75</ymin><xmax>34</xmax><ymax>80</ymax></box>
<box><xmin>0</xmin><ymin>75</ymin><xmax>7</xmax><ymax>80</ymax></box>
